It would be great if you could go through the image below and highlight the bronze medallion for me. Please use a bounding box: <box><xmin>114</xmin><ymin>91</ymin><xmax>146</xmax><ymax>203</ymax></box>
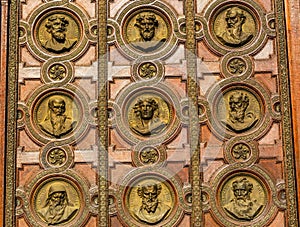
<box><xmin>227</xmin><ymin>58</ymin><xmax>246</xmax><ymax>75</ymax></box>
<box><xmin>213</xmin><ymin>6</ymin><xmax>257</xmax><ymax>47</ymax></box>
<box><xmin>139</xmin><ymin>147</ymin><xmax>159</xmax><ymax>165</ymax></box>
<box><xmin>36</xmin><ymin>12</ymin><xmax>80</xmax><ymax>54</ymax></box>
<box><xmin>127</xmin><ymin>94</ymin><xmax>171</xmax><ymax>136</ymax></box>
<box><xmin>124</xmin><ymin>10</ymin><xmax>169</xmax><ymax>53</ymax></box>
<box><xmin>48</xmin><ymin>64</ymin><xmax>67</xmax><ymax>81</ymax></box>
<box><xmin>34</xmin><ymin>180</ymin><xmax>80</xmax><ymax>225</ymax></box>
<box><xmin>126</xmin><ymin>178</ymin><xmax>174</xmax><ymax>224</ymax></box>
<box><xmin>47</xmin><ymin>148</ymin><xmax>67</xmax><ymax>166</ymax></box>
<box><xmin>138</xmin><ymin>62</ymin><xmax>157</xmax><ymax>79</ymax></box>
<box><xmin>231</xmin><ymin>143</ymin><xmax>251</xmax><ymax>161</ymax></box>
<box><xmin>216</xmin><ymin>89</ymin><xmax>261</xmax><ymax>133</ymax></box>
<box><xmin>35</xmin><ymin>94</ymin><xmax>80</xmax><ymax>138</ymax></box>
<box><xmin>220</xmin><ymin>175</ymin><xmax>267</xmax><ymax>221</ymax></box>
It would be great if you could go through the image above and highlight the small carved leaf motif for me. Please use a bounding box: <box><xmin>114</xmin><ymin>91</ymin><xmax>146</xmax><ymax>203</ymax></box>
<box><xmin>232</xmin><ymin>143</ymin><xmax>251</xmax><ymax>160</ymax></box>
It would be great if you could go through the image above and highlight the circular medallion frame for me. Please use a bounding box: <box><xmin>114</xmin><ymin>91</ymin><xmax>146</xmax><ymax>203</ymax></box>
<box><xmin>204</xmin><ymin>0</ymin><xmax>268</xmax><ymax>56</ymax></box>
<box><xmin>25</xmin><ymin>84</ymin><xmax>90</xmax><ymax>145</ymax></box>
<box><xmin>114</xmin><ymin>83</ymin><xmax>181</xmax><ymax>145</ymax></box>
<box><xmin>206</xmin><ymin>80</ymin><xmax>273</xmax><ymax>140</ymax></box>
<box><xmin>26</xmin><ymin>2</ymin><xmax>91</xmax><ymax>61</ymax></box>
<box><xmin>116</xmin><ymin>168</ymin><xmax>184</xmax><ymax>227</ymax></box>
<box><xmin>40</xmin><ymin>143</ymin><xmax>74</xmax><ymax>171</ymax></box>
<box><xmin>114</xmin><ymin>1</ymin><xmax>179</xmax><ymax>60</ymax></box>
<box><xmin>22</xmin><ymin>171</ymin><xmax>90</xmax><ymax>227</ymax></box>
<box><xmin>210</xmin><ymin>166</ymin><xmax>278</xmax><ymax>226</ymax></box>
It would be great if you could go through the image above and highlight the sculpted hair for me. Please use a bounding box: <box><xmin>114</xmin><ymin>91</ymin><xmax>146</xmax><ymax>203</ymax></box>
<box><xmin>45</xmin><ymin>15</ymin><xmax>69</xmax><ymax>32</ymax></box>
<box><xmin>135</xmin><ymin>13</ymin><xmax>159</xmax><ymax>28</ymax></box>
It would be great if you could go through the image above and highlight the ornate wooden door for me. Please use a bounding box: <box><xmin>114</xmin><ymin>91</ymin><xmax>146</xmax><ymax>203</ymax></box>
<box><xmin>4</xmin><ymin>0</ymin><xmax>298</xmax><ymax>226</ymax></box>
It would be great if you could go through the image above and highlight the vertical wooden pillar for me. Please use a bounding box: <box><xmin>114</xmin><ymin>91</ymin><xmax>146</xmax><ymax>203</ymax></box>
<box><xmin>286</xmin><ymin>0</ymin><xmax>300</xmax><ymax>217</ymax></box>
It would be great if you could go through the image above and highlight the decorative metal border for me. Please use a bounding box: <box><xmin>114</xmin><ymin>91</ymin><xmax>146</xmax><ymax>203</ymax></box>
<box><xmin>5</xmin><ymin>0</ymin><xmax>18</xmax><ymax>224</ymax></box>
<box><xmin>97</xmin><ymin>0</ymin><xmax>109</xmax><ymax>225</ymax></box>
<box><xmin>185</xmin><ymin>0</ymin><xmax>202</xmax><ymax>226</ymax></box>
<box><xmin>275</xmin><ymin>0</ymin><xmax>298</xmax><ymax>225</ymax></box>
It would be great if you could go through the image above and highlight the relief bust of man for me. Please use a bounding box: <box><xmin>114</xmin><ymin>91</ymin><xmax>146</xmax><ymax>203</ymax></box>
<box><xmin>38</xmin><ymin>182</ymin><xmax>78</xmax><ymax>225</ymax></box>
<box><xmin>131</xmin><ymin>12</ymin><xmax>167</xmax><ymax>52</ymax></box>
<box><xmin>39</xmin><ymin>97</ymin><xmax>77</xmax><ymax>138</ymax></box>
<box><xmin>223</xmin><ymin>178</ymin><xmax>263</xmax><ymax>220</ymax></box>
<box><xmin>132</xmin><ymin>183</ymin><xmax>171</xmax><ymax>224</ymax></box>
<box><xmin>216</xmin><ymin>7</ymin><xmax>254</xmax><ymax>47</ymax></box>
<box><xmin>42</xmin><ymin>15</ymin><xmax>77</xmax><ymax>53</ymax></box>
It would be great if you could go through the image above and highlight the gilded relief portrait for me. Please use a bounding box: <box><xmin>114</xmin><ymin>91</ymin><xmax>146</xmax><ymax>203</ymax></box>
<box><xmin>128</xmin><ymin>95</ymin><xmax>170</xmax><ymax>136</ymax></box>
<box><xmin>35</xmin><ymin>94</ymin><xmax>80</xmax><ymax>138</ymax></box>
<box><xmin>37</xmin><ymin>13</ymin><xmax>80</xmax><ymax>54</ymax></box>
<box><xmin>127</xmin><ymin>179</ymin><xmax>174</xmax><ymax>224</ymax></box>
<box><xmin>220</xmin><ymin>176</ymin><xmax>266</xmax><ymax>221</ymax></box>
<box><xmin>125</xmin><ymin>11</ymin><xmax>169</xmax><ymax>52</ymax></box>
<box><xmin>34</xmin><ymin>181</ymin><xmax>80</xmax><ymax>225</ymax></box>
<box><xmin>213</xmin><ymin>6</ymin><xmax>256</xmax><ymax>47</ymax></box>
<box><xmin>217</xmin><ymin>90</ymin><xmax>261</xmax><ymax>132</ymax></box>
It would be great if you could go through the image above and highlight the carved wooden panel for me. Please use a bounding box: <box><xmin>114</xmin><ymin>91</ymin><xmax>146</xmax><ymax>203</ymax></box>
<box><xmin>4</xmin><ymin>0</ymin><xmax>298</xmax><ymax>226</ymax></box>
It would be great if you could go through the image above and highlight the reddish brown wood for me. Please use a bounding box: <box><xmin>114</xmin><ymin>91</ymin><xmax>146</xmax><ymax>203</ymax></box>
<box><xmin>285</xmin><ymin>0</ymin><xmax>300</xmax><ymax>218</ymax></box>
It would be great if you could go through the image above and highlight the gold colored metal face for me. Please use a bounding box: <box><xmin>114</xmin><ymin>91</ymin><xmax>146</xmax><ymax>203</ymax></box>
<box><xmin>217</xmin><ymin>89</ymin><xmax>261</xmax><ymax>132</ymax></box>
<box><xmin>220</xmin><ymin>175</ymin><xmax>267</xmax><ymax>221</ymax></box>
<box><xmin>213</xmin><ymin>6</ymin><xmax>256</xmax><ymax>47</ymax></box>
<box><xmin>34</xmin><ymin>180</ymin><xmax>80</xmax><ymax>225</ymax></box>
<box><xmin>126</xmin><ymin>178</ymin><xmax>174</xmax><ymax>224</ymax></box>
<box><xmin>127</xmin><ymin>94</ymin><xmax>170</xmax><ymax>136</ymax></box>
<box><xmin>36</xmin><ymin>13</ymin><xmax>80</xmax><ymax>54</ymax></box>
<box><xmin>124</xmin><ymin>10</ymin><xmax>169</xmax><ymax>52</ymax></box>
<box><xmin>35</xmin><ymin>94</ymin><xmax>79</xmax><ymax>138</ymax></box>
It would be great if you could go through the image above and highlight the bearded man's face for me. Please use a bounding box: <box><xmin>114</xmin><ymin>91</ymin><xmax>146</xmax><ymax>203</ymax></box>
<box><xmin>141</xmin><ymin>185</ymin><xmax>159</xmax><ymax>213</ymax></box>
<box><xmin>138</xmin><ymin>18</ymin><xmax>156</xmax><ymax>41</ymax></box>
<box><xmin>50</xmin><ymin>19</ymin><xmax>67</xmax><ymax>42</ymax></box>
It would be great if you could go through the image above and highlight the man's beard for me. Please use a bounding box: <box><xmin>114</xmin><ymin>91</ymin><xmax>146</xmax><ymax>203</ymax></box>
<box><xmin>50</xmin><ymin>113</ymin><xmax>67</xmax><ymax>136</ymax></box>
<box><xmin>141</xmin><ymin>29</ymin><xmax>155</xmax><ymax>41</ymax></box>
<box><xmin>47</xmin><ymin>200</ymin><xmax>66</xmax><ymax>224</ymax></box>
<box><xmin>141</xmin><ymin>199</ymin><xmax>158</xmax><ymax>213</ymax></box>
<box><xmin>229</xmin><ymin>109</ymin><xmax>246</xmax><ymax>123</ymax></box>
<box><xmin>227</xmin><ymin>24</ymin><xmax>242</xmax><ymax>39</ymax></box>
<box><xmin>52</xmin><ymin>30</ymin><xmax>66</xmax><ymax>42</ymax></box>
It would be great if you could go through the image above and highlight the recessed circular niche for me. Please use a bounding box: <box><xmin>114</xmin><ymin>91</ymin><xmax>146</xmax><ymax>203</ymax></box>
<box><xmin>124</xmin><ymin>176</ymin><xmax>176</xmax><ymax>225</ymax></box>
<box><xmin>214</xmin><ymin>87</ymin><xmax>263</xmax><ymax>134</ymax></box>
<box><xmin>32</xmin><ymin>179</ymin><xmax>81</xmax><ymax>226</ymax></box>
<box><xmin>219</xmin><ymin>174</ymin><xmax>268</xmax><ymax>222</ymax></box>
<box><xmin>33</xmin><ymin>91</ymin><xmax>82</xmax><ymax>139</ymax></box>
<box><xmin>123</xmin><ymin>8</ymin><xmax>170</xmax><ymax>53</ymax></box>
<box><xmin>212</xmin><ymin>4</ymin><xmax>258</xmax><ymax>48</ymax></box>
<box><xmin>35</xmin><ymin>10</ymin><xmax>81</xmax><ymax>55</ymax></box>
<box><xmin>127</xmin><ymin>93</ymin><xmax>171</xmax><ymax>137</ymax></box>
